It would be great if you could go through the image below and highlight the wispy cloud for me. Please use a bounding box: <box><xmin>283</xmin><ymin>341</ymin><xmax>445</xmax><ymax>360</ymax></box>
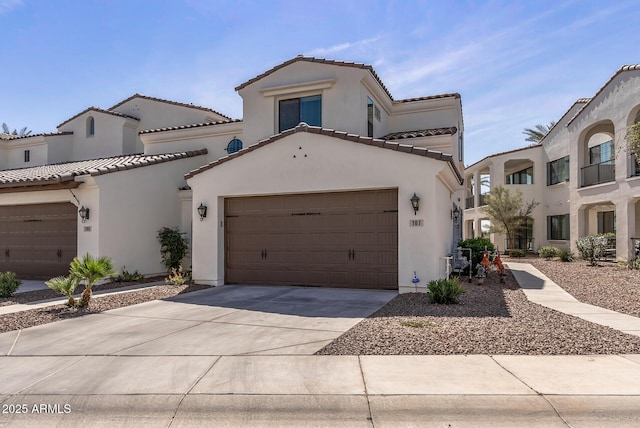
<box><xmin>0</xmin><ymin>0</ymin><xmax>23</xmax><ymax>14</ymax></box>
<box><xmin>307</xmin><ymin>37</ymin><xmax>381</xmax><ymax>57</ymax></box>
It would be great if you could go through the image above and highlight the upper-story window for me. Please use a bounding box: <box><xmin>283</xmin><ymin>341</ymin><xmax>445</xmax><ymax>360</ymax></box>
<box><xmin>86</xmin><ymin>116</ymin><xmax>95</xmax><ymax>137</ymax></box>
<box><xmin>24</xmin><ymin>150</ymin><xmax>30</xmax><ymax>163</ymax></box>
<box><xmin>506</xmin><ymin>167</ymin><xmax>533</xmax><ymax>185</ymax></box>
<box><xmin>226</xmin><ymin>138</ymin><xmax>243</xmax><ymax>154</ymax></box>
<box><xmin>589</xmin><ymin>140</ymin><xmax>613</xmax><ymax>164</ymax></box>
<box><xmin>367</xmin><ymin>97</ymin><xmax>374</xmax><ymax>137</ymax></box>
<box><xmin>547</xmin><ymin>156</ymin><xmax>569</xmax><ymax>185</ymax></box>
<box><xmin>278</xmin><ymin>95</ymin><xmax>321</xmax><ymax>132</ymax></box>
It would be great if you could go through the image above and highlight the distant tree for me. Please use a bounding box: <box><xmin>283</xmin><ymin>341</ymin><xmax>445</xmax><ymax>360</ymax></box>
<box><xmin>626</xmin><ymin>122</ymin><xmax>640</xmax><ymax>163</ymax></box>
<box><xmin>523</xmin><ymin>121</ymin><xmax>556</xmax><ymax>143</ymax></box>
<box><xmin>481</xmin><ymin>185</ymin><xmax>539</xmax><ymax>249</ymax></box>
<box><xmin>2</xmin><ymin>123</ymin><xmax>32</xmax><ymax>136</ymax></box>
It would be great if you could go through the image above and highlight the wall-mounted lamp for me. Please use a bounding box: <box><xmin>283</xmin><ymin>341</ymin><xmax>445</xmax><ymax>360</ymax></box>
<box><xmin>78</xmin><ymin>206</ymin><xmax>90</xmax><ymax>223</ymax></box>
<box><xmin>197</xmin><ymin>203</ymin><xmax>207</xmax><ymax>221</ymax></box>
<box><xmin>410</xmin><ymin>193</ymin><xmax>420</xmax><ymax>215</ymax></box>
<box><xmin>451</xmin><ymin>205</ymin><xmax>461</xmax><ymax>222</ymax></box>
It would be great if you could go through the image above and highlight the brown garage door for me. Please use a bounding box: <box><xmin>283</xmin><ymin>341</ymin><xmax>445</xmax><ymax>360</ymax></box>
<box><xmin>225</xmin><ymin>189</ymin><xmax>398</xmax><ymax>289</ymax></box>
<box><xmin>0</xmin><ymin>203</ymin><xmax>77</xmax><ymax>278</ymax></box>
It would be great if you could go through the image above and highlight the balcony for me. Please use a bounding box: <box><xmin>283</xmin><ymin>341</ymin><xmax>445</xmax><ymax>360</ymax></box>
<box><xmin>581</xmin><ymin>160</ymin><xmax>615</xmax><ymax>187</ymax></box>
<box><xmin>478</xmin><ymin>194</ymin><xmax>488</xmax><ymax>206</ymax></box>
<box><xmin>465</xmin><ymin>196</ymin><xmax>474</xmax><ymax>209</ymax></box>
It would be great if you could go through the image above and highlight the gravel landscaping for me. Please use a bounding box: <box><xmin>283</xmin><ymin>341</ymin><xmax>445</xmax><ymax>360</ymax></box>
<box><xmin>525</xmin><ymin>257</ymin><xmax>640</xmax><ymax>318</ymax></box>
<box><xmin>317</xmin><ymin>266</ymin><xmax>640</xmax><ymax>355</ymax></box>
<box><xmin>0</xmin><ymin>283</ymin><xmax>209</xmax><ymax>333</ymax></box>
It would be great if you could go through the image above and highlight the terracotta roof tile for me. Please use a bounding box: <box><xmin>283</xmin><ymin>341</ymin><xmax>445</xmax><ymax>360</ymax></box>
<box><xmin>394</xmin><ymin>94</ymin><xmax>461</xmax><ymax>103</ymax></box>
<box><xmin>185</xmin><ymin>123</ymin><xmax>463</xmax><ymax>184</ymax></box>
<box><xmin>139</xmin><ymin>119</ymin><xmax>243</xmax><ymax>135</ymax></box>
<box><xmin>465</xmin><ymin>144</ymin><xmax>541</xmax><ymax>170</ymax></box>
<box><xmin>109</xmin><ymin>94</ymin><xmax>232</xmax><ymax>120</ymax></box>
<box><xmin>0</xmin><ymin>149</ymin><xmax>207</xmax><ymax>189</ymax></box>
<box><xmin>567</xmin><ymin>64</ymin><xmax>640</xmax><ymax>126</ymax></box>
<box><xmin>57</xmin><ymin>107</ymin><xmax>140</xmax><ymax>128</ymax></box>
<box><xmin>0</xmin><ymin>131</ymin><xmax>73</xmax><ymax>141</ymax></box>
<box><xmin>383</xmin><ymin>127</ymin><xmax>457</xmax><ymax>140</ymax></box>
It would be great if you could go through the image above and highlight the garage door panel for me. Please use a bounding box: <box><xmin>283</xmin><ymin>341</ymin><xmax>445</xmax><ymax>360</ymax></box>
<box><xmin>225</xmin><ymin>190</ymin><xmax>398</xmax><ymax>289</ymax></box>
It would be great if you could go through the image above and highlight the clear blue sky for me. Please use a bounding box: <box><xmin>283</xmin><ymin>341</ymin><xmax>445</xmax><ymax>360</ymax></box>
<box><xmin>2</xmin><ymin>0</ymin><xmax>639</xmax><ymax>165</ymax></box>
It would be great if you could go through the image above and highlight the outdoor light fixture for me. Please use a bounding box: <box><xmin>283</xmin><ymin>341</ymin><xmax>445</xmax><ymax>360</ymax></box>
<box><xmin>451</xmin><ymin>205</ymin><xmax>461</xmax><ymax>222</ymax></box>
<box><xmin>197</xmin><ymin>203</ymin><xmax>207</xmax><ymax>221</ymax></box>
<box><xmin>410</xmin><ymin>193</ymin><xmax>420</xmax><ymax>215</ymax></box>
<box><xmin>78</xmin><ymin>206</ymin><xmax>90</xmax><ymax>223</ymax></box>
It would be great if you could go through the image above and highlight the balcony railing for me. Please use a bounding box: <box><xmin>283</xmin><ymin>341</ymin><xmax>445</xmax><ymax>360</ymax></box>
<box><xmin>581</xmin><ymin>160</ymin><xmax>615</xmax><ymax>187</ymax></box>
<box><xmin>478</xmin><ymin>194</ymin><xmax>488</xmax><ymax>206</ymax></box>
<box><xmin>465</xmin><ymin>196</ymin><xmax>474</xmax><ymax>209</ymax></box>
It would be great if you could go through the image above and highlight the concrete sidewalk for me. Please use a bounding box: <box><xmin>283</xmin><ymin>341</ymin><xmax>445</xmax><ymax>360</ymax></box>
<box><xmin>507</xmin><ymin>262</ymin><xmax>640</xmax><ymax>337</ymax></box>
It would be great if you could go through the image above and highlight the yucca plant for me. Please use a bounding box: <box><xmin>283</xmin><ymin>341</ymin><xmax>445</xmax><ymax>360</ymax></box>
<box><xmin>45</xmin><ymin>275</ymin><xmax>80</xmax><ymax>307</ymax></box>
<box><xmin>70</xmin><ymin>253</ymin><xmax>117</xmax><ymax>307</ymax></box>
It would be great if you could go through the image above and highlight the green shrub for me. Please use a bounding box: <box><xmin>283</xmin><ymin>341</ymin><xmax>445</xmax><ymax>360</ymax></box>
<box><xmin>558</xmin><ymin>248</ymin><xmax>574</xmax><ymax>262</ymax></box>
<box><xmin>112</xmin><ymin>266</ymin><xmax>145</xmax><ymax>283</ymax></box>
<box><xmin>509</xmin><ymin>249</ymin><xmax>526</xmax><ymax>258</ymax></box>
<box><xmin>576</xmin><ymin>234</ymin><xmax>609</xmax><ymax>266</ymax></box>
<box><xmin>157</xmin><ymin>227</ymin><xmax>189</xmax><ymax>272</ymax></box>
<box><xmin>0</xmin><ymin>271</ymin><xmax>21</xmax><ymax>298</ymax></box>
<box><xmin>428</xmin><ymin>278</ymin><xmax>466</xmax><ymax>304</ymax></box>
<box><xmin>538</xmin><ymin>246</ymin><xmax>559</xmax><ymax>259</ymax></box>
<box><xmin>457</xmin><ymin>237</ymin><xmax>495</xmax><ymax>275</ymax></box>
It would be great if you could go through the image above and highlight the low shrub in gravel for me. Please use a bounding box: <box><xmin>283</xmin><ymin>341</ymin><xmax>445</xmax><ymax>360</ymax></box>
<box><xmin>428</xmin><ymin>278</ymin><xmax>466</xmax><ymax>304</ymax></box>
<box><xmin>538</xmin><ymin>246</ymin><xmax>559</xmax><ymax>259</ymax></box>
<box><xmin>576</xmin><ymin>234</ymin><xmax>610</xmax><ymax>265</ymax></box>
<box><xmin>0</xmin><ymin>272</ymin><xmax>21</xmax><ymax>298</ymax></box>
<box><xmin>457</xmin><ymin>237</ymin><xmax>495</xmax><ymax>274</ymax></box>
<box><xmin>558</xmin><ymin>248</ymin><xmax>574</xmax><ymax>262</ymax></box>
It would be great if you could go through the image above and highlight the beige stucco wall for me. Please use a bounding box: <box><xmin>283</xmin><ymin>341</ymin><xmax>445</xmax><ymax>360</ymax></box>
<box><xmin>187</xmin><ymin>131</ymin><xmax>462</xmax><ymax>293</ymax></box>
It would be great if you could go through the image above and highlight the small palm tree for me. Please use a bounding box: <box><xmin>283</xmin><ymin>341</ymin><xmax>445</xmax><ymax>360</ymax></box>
<box><xmin>523</xmin><ymin>121</ymin><xmax>556</xmax><ymax>143</ymax></box>
<box><xmin>45</xmin><ymin>275</ymin><xmax>80</xmax><ymax>307</ymax></box>
<box><xmin>2</xmin><ymin>123</ymin><xmax>32</xmax><ymax>137</ymax></box>
<box><xmin>70</xmin><ymin>253</ymin><xmax>117</xmax><ymax>307</ymax></box>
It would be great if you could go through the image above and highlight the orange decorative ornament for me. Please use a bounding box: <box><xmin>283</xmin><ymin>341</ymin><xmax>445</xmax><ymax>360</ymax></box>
<box><xmin>493</xmin><ymin>252</ymin><xmax>504</xmax><ymax>275</ymax></box>
<box><xmin>481</xmin><ymin>252</ymin><xmax>491</xmax><ymax>272</ymax></box>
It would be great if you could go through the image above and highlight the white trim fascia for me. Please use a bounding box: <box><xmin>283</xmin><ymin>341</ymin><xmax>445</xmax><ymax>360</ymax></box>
<box><xmin>260</xmin><ymin>79</ymin><xmax>335</xmax><ymax>97</ymax></box>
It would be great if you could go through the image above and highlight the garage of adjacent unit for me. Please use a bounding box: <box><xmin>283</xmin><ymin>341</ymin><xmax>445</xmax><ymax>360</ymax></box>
<box><xmin>0</xmin><ymin>203</ymin><xmax>77</xmax><ymax>278</ymax></box>
<box><xmin>225</xmin><ymin>189</ymin><xmax>398</xmax><ymax>289</ymax></box>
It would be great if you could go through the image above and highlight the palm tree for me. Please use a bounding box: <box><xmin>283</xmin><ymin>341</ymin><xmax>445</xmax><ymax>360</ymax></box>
<box><xmin>523</xmin><ymin>121</ymin><xmax>556</xmax><ymax>143</ymax></box>
<box><xmin>45</xmin><ymin>275</ymin><xmax>80</xmax><ymax>307</ymax></box>
<box><xmin>70</xmin><ymin>253</ymin><xmax>117</xmax><ymax>307</ymax></box>
<box><xmin>2</xmin><ymin>123</ymin><xmax>32</xmax><ymax>137</ymax></box>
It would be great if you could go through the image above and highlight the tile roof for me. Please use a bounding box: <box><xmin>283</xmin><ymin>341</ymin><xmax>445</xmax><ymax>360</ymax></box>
<box><xmin>465</xmin><ymin>144</ymin><xmax>542</xmax><ymax>170</ymax></box>
<box><xmin>109</xmin><ymin>94</ymin><xmax>232</xmax><ymax>120</ymax></box>
<box><xmin>57</xmin><ymin>107</ymin><xmax>140</xmax><ymax>129</ymax></box>
<box><xmin>0</xmin><ymin>131</ymin><xmax>73</xmax><ymax>141</ymax></box>
<box><xmin>567</xmin><ymin>64</ymin><xmax>640</xmax><ymax>126</ymax></box>
<box><xmin>394</xmin><ymin>94</ymin><xmax>461</xmax><ymax>103</ymax></box>
<box><xmin>383</xmin><ymin>127</ymin><xmax>457</xmax><ymax>140</ymax></box>
<box><xmin>139</xmin><ymin>119</ymin><xmax>243</xmax><ymax>135</ymax></box>
<box><xmin>539</xmin><ymin>98</ymin><xmax>591</xmax><ymax>143</ymax></box>
<box><xmin>185</xmin><ymin>123</ymin><xmax>463</xmax><ymax>184</ymax></box>
<box><xmin>235</xmin><ymin>56</ymin><xmax>396</xmax><ymax>100</ymax></box>
<box><xmin>0</xmin><ymin>149</ymin><xmax>207</xmax><ymax>189</ymax></box>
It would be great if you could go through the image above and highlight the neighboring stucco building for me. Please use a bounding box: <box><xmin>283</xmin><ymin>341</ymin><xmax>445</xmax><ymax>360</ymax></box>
<box><xmin>0</xmin><ymin>56</ymin><xmax>465</xmax><ymax>292</ymax></box>
<box><xmin>463</xmin><ymin>65</ymin><xmax>640</xmax><ymax>262</ymax></box>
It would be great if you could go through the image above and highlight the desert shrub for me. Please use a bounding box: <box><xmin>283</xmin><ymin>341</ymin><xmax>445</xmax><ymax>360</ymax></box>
<box><xmin>576</xmin><ymin>234</ymin><xmax>609</xmax><ymax>266</ymax></box>
<box><xmin>428</xmin><ymin>278</ymin><xmax>466</xmax><ymax>304</ymax></box>
<box><xmin>166</xmin><ymin>265</ymin><xmax>190</xmax><ymax>286</ymax></box>
<box><xmin>157</xmin><ymin>227</ymin><xmax>189</xmax><ymax>272</ymax></box>
<box><xmin>457</xmin><ymin>237</ymin><xmax>495</xmax><ymax>275</ymax></box>
<box><xmin>538</xmin><ymin>246</ymin><xmax>559</xmax><ymax>260</ymax></box>
<box><xmin>112</xmin><ymin>266</ymin><xmax>145</xmax><ymax>283</ymax></box>
<box><xmin>0</xmin><ymin>271</ymin><xmax>21</xmax><ymax>298</ymax></box>
<box><xmin>558</xmin><ymin>248</ymin><xmax>574</xmax><ymax>262</ymax></box>
<box><xmin>509</xmin><ymin>249</ymin><xmax>526</xmax><ymax>258</ymax></box>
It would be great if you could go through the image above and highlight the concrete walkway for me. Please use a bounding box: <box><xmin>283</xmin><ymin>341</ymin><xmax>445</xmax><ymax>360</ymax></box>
<box><xmin>507</xmin><ymin>262</ymin><xmax>640</xmax><ymax>337</ymax></box>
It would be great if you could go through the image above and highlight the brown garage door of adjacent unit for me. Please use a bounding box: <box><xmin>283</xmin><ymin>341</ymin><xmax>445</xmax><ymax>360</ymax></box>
<box><xmin>225</xmin><ymin>189</ymin><xmax>398</xmax><ymax>290</ymax></box>
<box><xmin>0</xmin><ymin>203</ymin><xmax>77</xmax><ymax>278</ymax></box>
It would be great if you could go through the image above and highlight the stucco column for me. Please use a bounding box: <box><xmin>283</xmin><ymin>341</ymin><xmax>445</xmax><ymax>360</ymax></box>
<box><xmin>616</xmin><ymin>199</ymin><xmax>636</xmax><ymax>261</ymax></box>
<box><xmin>474</xmin><ymin>173</ymin><xmax>481</xmax><ymax>207</ymax></box>
<box><xmin>572</xmin><ymin>205</ymin><xmax>587</xmax><ymax>254</ymax></box>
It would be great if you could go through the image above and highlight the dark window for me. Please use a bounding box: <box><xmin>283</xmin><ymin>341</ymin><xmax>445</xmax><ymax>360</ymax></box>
<box><xmin>226</xmin><ymin>138</ymin><xmax>243</xmax><ymax>154</ymax></box>
<box><xmin>512</xmin><ymin>217</ymin><xmax>534</xmax><ymax>250</ymax></box>
<box><xmin>597</xmin><ymin>210</ymin><xmax>616</xmax><ymax>234</ymax></box>
<box><xmin>547</xmin><ymin>156</ymin><xmax>570</xmax><ymax>185</ymax></box>
<box><xmin>24</xmin><ymin>150</ymin><xmax>30</xmax><ymax>163</ymax></box>
<box><xmin>547</xmin><ymin>214</ymin><xmax>570</xmax><ymax>240</ymax></box>
<box><xmin>458</xmin><ymin>122</ymin><xmax>463</xmax><ymax>162</ymax></box>
<box><xmin>367</xmin><ymin>97</ymin><xmax>373</xmax><ymax>137</ymax></box>
<box><xmin>589</xmin><ymin>140</ymin><xmax>613</xmax><ymax>164</ymax></box>
<box><xmin>506</xmin><ymin>166</ymin><xmax>533</xmax><ymax>184</ymax></box>
<box><xmin>278</xmin><ymin>95</ymin><xmax>321</xmax><ymax>132</ymax></box>
<box><xmin>87</xmin><ymin>116</ymin><xmax>95</xmax><ymax>137</ymax></box>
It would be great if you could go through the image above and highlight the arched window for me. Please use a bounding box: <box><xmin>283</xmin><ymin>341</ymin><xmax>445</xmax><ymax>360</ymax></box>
<box><xmin>86</xmin><ymin>116</ymin><xmax>95</xmax><ymax>137</ymax></box>
<box><xmin>226</xmin><ymin>138</ymin><xmax>243</xmax><ymax>154</ymax></box>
